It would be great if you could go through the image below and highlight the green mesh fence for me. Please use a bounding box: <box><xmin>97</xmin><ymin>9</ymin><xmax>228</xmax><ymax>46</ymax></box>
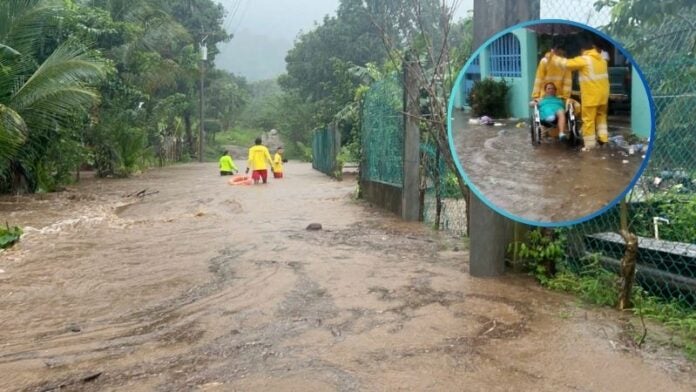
<box><xmin>361</xmin><ymin>75</ymin><xmax>404</xmax><ymax>186</ymax></box>
<box><xmin>312</xmin><ymin>127</ymin><xmax>340</xmax><ymax>176</ymax></box>
<box><xmin>538</xmin><ymin>1</ymin><xmax>696</xmax><ymax>306</ymax></box>
<box><xmin>421</xmin><ymin>142</ymin><xmax>467</xmax><ymax>236</ymax></box>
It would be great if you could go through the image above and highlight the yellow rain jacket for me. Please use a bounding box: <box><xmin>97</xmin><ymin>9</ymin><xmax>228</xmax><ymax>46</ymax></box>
<box><xmin>247</xmin><ymin>145</ymin><xmax>272</xmax><ymax>170</ymax></box>
<box><xmin>272</xmin><ymin>152</ymin><xmax>283</xmax><ymax>173</ymax></box>
<box><xmin>219</xmin><ymin>154</ymin><xmax>238</xmax><ymax>172</ymax></box>
<box><xmin>550</xmin><ymin>48</ymin><xmax>609</xmax><ymax>106</ymax></box>
<box><xmin>531</xmin><ymin>53</ymin><xmax>572</xmax><ymax>100</ymax></box>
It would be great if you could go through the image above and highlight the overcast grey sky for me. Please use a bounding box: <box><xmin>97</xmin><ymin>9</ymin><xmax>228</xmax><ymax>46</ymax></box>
<box><xmin>220</xmin><ymin>0</ymin><xmax>473</xmax><ymax>41</ymax></box>
<box><xmin>215</xmin><ymin>0</ymin><xmax>474</xmax><ymax>80</ymax></box>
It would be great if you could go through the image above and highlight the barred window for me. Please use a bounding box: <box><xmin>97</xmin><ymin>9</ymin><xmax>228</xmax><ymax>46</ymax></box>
<box><xmin>489</xmin><ymin>33</ymin><xmax>521</xmax><ymax>77</ymax></box>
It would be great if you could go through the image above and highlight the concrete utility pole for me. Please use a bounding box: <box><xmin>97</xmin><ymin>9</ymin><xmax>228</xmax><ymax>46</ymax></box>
<box><xmin>198</xmin><ymin>35</ymin><xmax>208</xmax><ymax>163</ymax></box>
<box><xmin>468</xmin><ymin>0</ymin><xmax>540</xmax><ymax>277</ymax></box>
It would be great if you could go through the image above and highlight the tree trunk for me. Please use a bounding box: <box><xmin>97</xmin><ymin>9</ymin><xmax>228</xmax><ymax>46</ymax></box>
<box><xmin>184</xmin><ymin>113</ymin><xmax>193</xmax><ymax>156</ymax></box>
<box><xmin>618</xmin><ymin>229</ymin><xmax>639</xmax><ymax>310</ymax></box>
<box><xmin>434</xmin><ymin>147</ymin><xmax>442</xmax><ymax>229</ymax></box>
<box><xmin>9</xmin><ymin>161</ymin><xmax>33</xmax><ymax>194</ymax></box>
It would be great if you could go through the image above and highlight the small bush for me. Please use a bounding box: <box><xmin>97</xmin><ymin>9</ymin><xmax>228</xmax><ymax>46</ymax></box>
<box><xmin>0</xmin><ymin>224</ymin><xmax>22</xmax><ymax>249</ymax></box>
<box><xmin>295</xmin><ymin>141</ymin><xmax>313</xmax><ymax>162</ymax></box>
<box><xmin>509</xmin><ymin>228</ymin><xmax>565</xmax><ymax>283</ymax></box>
<box><xmin>468</xmin><ymin>78</ymin><xmax>510</xmax><ymax>118</ymax></box>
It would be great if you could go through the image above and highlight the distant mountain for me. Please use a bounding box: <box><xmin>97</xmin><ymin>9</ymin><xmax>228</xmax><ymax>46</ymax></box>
<box><xmin>215</xmin><ymin>29</ymin><xmax>292</xmax><ymax>81</ymax></box>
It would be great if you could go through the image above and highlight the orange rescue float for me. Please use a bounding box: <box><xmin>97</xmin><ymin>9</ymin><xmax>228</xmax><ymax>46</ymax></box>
<box><xmin>228</xmin><ymin>175</ymin><xmax>253</xmax><ymax>185</ymax></box>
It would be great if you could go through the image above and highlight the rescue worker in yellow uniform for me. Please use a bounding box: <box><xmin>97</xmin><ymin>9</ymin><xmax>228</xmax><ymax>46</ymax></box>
<box><xmin>218</xmin><ymin>150</ymin><xmax>238</xmax><ymax>176</ymax></box>
<box><xmin>548</xmin><ymin>37</ymin><xmax>609</xmax><ymax>150</ymax></box>
<box><xmin>245</xmin><ymin>137</ymin><xmax>273</xmax><ymax>184</ymax></box>
<box><xmin>272</xmin><ymin>146</ymin><xmax>285</xmax><ymax>178</ymax></box>
<box><xmin>532</xmin><ymin>45</ymin><xmax>572</xmax><ymax>102</ymax></box>
<box><xmin>531</xmin><ymin>45</ymin><xmax>573</xmax><ymax>139</ymax></box>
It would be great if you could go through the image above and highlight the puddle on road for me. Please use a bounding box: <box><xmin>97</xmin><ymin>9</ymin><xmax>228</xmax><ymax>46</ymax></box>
<box><xmin>452</xmin><ymin>111</ymin><xmax>645</xmax><ymax>223</ymax></box>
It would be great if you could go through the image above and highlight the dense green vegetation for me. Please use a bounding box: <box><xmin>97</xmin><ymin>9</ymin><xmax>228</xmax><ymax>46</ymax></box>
<box><xmin>512</xmin><ymin>228</ymin><xmax>696</xmax><ymax>359</ymax></box>
<box><xmin>0</xmin><ymin>0</ymin><xmax>250</xmax><ymax>193</ymax></box>
<box><xmin>0</xmin><ymin>0</ymin><xmax>475</xmax><ymax>191</ymax></box>
<box><xmin>239</xmin><ymin>0</ymin><xmax>474</xmax><ymax>162</ymax></box>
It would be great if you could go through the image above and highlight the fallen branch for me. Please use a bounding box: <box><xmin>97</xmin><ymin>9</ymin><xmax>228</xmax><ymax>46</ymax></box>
<box><xmin>125</xmin><ymin>189</ymin><xmax>147</xmax><ymax>197</ymax></box>
<box><xmin>39</xmin><ymin>371</ymin><xmax>102</xmax><ymax>392</ymax></box>
<box><xmin>124</xmin><ymin>189</ymin><xmax>159</xmax><ymax>198</ymax></box>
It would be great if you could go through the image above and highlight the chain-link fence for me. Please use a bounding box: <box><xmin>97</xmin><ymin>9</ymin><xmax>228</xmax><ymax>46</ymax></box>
<box><xmin>420</xmin><ymin>141</ymin><xmax>468</xmax><ymax>236</ymax></box>
<box><xmin>360</xmin><ymin>71</ymin><xmax>468</xmax><ymax>234</ymax></box>
<box><xmin>538</xmin><ymin>1</ymin><xmax>696</xmax><ymax>306</ymax></box>
<box><xmin>312</xmin><ymin>126</ymin><xmax>340</xmax><ymax>177</ymax></box>
<box><xmin>358</xmin><ymin>3</ymin><xmax>696</xmax><ymax>306</ymax></box>
<box><xmin>361</xmin><ymin>75</ymin><xmax>404</xmax><ymax>186</ymax></box>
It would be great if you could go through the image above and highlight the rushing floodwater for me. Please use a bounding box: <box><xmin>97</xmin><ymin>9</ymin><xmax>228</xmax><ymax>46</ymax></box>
<box><xmin>1</xmin><ymin>162</ymin><xmax>693</xmax><ymax>391</ymax></box>
<box><xmin>451</xmin><ymin>110</ymin><xmax>645</xmax><ymax>223</ymax></box>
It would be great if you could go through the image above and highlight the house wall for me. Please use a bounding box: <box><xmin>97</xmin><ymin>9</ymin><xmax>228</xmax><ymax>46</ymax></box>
<box><xmin>479</xmin><ymin>29</ymin><xmax>537</xmax><ymax>119</ymax></box>
<box><xmin>631</xmin><ymin>67</ymin><xmax>652</xmax><ymax>138</ymax></box>
<box><xmin>505</xmin><ymin>29</ymin><xmax>537</xmax><ymax>119</ymax></box>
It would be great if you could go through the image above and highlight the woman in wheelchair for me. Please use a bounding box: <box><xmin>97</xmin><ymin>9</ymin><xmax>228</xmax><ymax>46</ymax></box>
<box><xmin>530</xmin><ymin>83</ymin><xmax>579</xmax><ymax>145</ymax></box>
<box><xmin>535</xmin><ymin>83</ymin><xmax>567</xmax><ymax>138</ymax></box>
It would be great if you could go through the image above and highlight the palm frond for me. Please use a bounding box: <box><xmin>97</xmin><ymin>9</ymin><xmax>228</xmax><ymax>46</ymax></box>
<box><xmin>11</xmin><ymin>40</ymin><xmax>107</xmax><ymax>125</ymax></box>
<box><xmin>0</xmin><ymin>0</ymin><xmax>65</xmax><ymax>57</ymax></box>
<box><xmin>0</xmin><ymin>43</ymin><xmax>21</xmax><ymax>57</ymax></box>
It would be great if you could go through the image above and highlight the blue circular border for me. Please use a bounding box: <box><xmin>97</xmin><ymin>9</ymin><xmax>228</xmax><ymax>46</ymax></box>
<box><xmin>447</xmin><ymin>18</ymin><xmax>657</xmax><ymax>228</ymax></box>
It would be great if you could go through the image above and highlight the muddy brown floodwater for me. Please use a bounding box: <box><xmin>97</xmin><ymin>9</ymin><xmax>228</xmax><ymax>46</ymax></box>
<box><xmin>0</xmin><ymin>162</ymin><xmax>694</xmax><ymax>391</ymax></box>
<box><xmin>452</xmin><ymin>110</ymin><xmax>645</xmax><ymax>223</ymax></box>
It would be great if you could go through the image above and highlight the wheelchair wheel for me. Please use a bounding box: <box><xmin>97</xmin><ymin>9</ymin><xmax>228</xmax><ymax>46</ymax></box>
<box><xmin>565</xmin><ymin>100</ymin><xmax>582</xmax><ymax>148</ymax></box>
<box><xmin>530</xmin><ymin>120</ymin><xmax>542</xmax><ymax>145</ymax></box>
<box><xmin>567</xmin><ymin>114</ymin><xmax>581</xmax><ymax>147</ymax></box>
<box><xmin>529</xmin><ymin>103</ymin><xmax>542</xmax><ymax>146</ymax></box>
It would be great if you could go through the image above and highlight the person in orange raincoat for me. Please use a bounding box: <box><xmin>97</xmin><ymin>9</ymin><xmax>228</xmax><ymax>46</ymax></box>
<box><xmin>548</xmin><ymin>37</ymin><xmax>610</xmax><ymax>150</ymax></box>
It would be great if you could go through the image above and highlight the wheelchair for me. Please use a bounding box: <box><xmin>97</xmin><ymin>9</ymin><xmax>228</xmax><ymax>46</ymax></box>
<box><xmin>530</xmin><ymin>99</ymin><xmax>581</xmax><ymax>147</ymax></box>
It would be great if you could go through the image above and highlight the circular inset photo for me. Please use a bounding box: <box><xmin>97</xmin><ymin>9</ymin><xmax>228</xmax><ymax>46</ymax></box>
<box><xmin>448</xmin><ymin>20</ymin><xmax>655</xmax><ymax>226</ymax></box>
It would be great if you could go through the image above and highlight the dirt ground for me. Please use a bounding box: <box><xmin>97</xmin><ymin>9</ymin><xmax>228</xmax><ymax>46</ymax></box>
<box><xmin>0</xmin><ymin>162</ymin><xmax>694</xmax><ymax>391</ymax></box>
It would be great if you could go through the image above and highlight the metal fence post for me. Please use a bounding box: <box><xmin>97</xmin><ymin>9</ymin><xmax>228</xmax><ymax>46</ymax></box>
<box><xmin>402</xmin><ymin>54</ymin><xmax>421</xmax><ymax>221</ymax></box>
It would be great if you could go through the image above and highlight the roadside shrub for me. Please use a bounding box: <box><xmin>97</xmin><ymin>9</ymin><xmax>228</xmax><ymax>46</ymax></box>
<box><xmin>468</xmin><ymin>78</ymin><xmax>510</xmax><ymax>118</ymax></box>
<box><xmin>0</xmin><ymin>224</ymin><xmax>22</xmax><ymax>249</ymax></box>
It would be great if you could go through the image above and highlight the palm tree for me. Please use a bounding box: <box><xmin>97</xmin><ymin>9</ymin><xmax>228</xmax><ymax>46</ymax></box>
<box><xmin>0</xmin><ymin>0</ymin><xmax>108</xmax><ymax>192</ymax></box>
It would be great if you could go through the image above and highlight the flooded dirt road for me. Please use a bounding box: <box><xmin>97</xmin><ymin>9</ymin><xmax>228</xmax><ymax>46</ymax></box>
<box><xmin>1</xmin><ymin>162</ymin><xmax>694</xmax><ymax>391</ymax></box>
<box><xmin>452</xmin><ymin>111</ymin><xmax>644</xmax><ymax>223</ymax></box>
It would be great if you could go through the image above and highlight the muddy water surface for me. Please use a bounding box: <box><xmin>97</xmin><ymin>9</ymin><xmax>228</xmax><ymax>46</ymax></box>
<box><xmin>0</xmin><ymin>162</ymin><xmax>693</xmax><ymax>391</ymax></box>
<box><xmin>452</xmin><ymin>111</ymin><xmax>644</xmax><ymax>223</ymax></box>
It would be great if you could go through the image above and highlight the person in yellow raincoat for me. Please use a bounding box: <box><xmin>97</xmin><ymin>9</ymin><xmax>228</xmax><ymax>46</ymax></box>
<box><xmin>531</xmin><ymin>45</ymin><xmax>573</xmax><ymax>139</ymax></box>
<box><xmin>245</xmin><ymin>137</ymin><xmax>273</xmax><ymax>184</ymax></box>
<box><xmin>218</xmin><ymin>150</ymin><xmax>238</xmax><ymax>176</ymax></box>
<box><xmin>271</xmin><ymin>147</ymin><xmax>285</xmax><ymax>178</ymax></box>
<box><xmin>531</xmin><ymin>45</ymin><xmax>572</xmax><ymax>102</ymax></box>
<box><xmin>548</xmin><ymin>37</ymin><xmax>609</xmax><ymax>149</ymax></box>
